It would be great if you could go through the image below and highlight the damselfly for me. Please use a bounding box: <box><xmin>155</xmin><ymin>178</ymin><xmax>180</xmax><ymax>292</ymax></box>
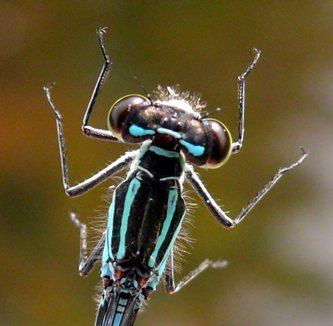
<box><xmin>44</xmin><ymin>27</ymin><xmax>307</xmax><ymax>326</ymax></box>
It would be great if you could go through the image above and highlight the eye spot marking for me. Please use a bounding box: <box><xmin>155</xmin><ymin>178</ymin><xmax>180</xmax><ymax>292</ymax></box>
<box><xmin>179</xmin><ymin>140</ymin><xmax>205</xmax><ymax>156</ymax></box>
<box><xmin>129</xmin><ymin>124</ymin><xmax>155</xmax><ymax>137</ymax></box>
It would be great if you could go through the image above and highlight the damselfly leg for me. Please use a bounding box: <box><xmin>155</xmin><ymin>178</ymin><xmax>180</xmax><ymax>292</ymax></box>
<box><xmin>232</xmin><ymin>48</ymin><xmax>261</xmax><ymax>154</ymax></box>
<box><xmin>70</xmin><ymin>212</ymin><xmax>105</xmax><ymax>276</ymax></box>
<box><xmin>43</xmin><ymin>82</ymin><xmax>135</xmax><ymax>197</ymax></box>
<box><xmin>164</xmin><ymin>249</ymin><xmax>228</xmax><ymax>294</ymax></box>
<box><xmin>81</xmin><ymin>27</ymin><xmax>119</xmax><ymax>141</ymax></box>
<box><xmin>185</xmin><ymin>148</ymin><xmax>307</xmax><ymax>228</ymax></box>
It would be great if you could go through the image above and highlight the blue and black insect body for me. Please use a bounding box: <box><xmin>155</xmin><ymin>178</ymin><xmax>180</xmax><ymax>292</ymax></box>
<box><xmin>44</xmin><ymin>27</ymin><xmax>307</xmax><ymax>326</ymax></box>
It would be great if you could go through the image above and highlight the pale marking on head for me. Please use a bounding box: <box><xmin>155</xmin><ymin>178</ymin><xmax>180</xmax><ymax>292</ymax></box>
<box><xmin>154</xmin><ymin>99</ymin><xmax>202</xmax><ymax>120</ymax></box>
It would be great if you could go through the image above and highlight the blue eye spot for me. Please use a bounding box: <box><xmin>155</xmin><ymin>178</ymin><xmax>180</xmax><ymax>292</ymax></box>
<box><xmin>129</xmin><ymin>124</ymin><xmax>155</xmax><ymax>137</ymax></box>
<box><xmin>179</xmin><ymin>140</ymin><xmax>205</xmax><ymax>156</ymax></box>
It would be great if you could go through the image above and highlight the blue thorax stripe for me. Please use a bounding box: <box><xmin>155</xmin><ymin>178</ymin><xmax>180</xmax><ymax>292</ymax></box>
<box><xmin>157</xmin><ymin>213</ymin><xmax>184</xmax><ymax>276</ymax></box>
<box><xmin>117</xmin><ymin>177</ymin><xmax>141</xmax><ymax>259</ymax></box>
<box><xmin>148</xmin><ymin>188</ymin><xmax>178</xmax><ymax>268</ymax></box>
<box><xmin>101</xmin><ymin>191</ymin><xmax>117</xmax><ymax>277</ymax></box>
<box><xmin>106</xmin><ymin>191</ymin><xmax>116</xmax><ymax>260</ymax></box>
<box><xmin>147</xmin><ymin>209</ymin><xmax>185</xmax><ymax>291</ymax></box>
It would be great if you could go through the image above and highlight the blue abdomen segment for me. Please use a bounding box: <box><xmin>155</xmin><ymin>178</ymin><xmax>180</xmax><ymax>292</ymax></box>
<box><xmin>95</xmin><ymin>287</ymin><xmax>140</xmax><ymax>326</ymax></box>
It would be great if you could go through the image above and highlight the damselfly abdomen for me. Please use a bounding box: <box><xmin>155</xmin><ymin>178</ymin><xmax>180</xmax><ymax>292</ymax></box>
<box><xmin>44</xmin><ymin>27</ymin><xmax>307</xmax><ymax>326</ymax></box>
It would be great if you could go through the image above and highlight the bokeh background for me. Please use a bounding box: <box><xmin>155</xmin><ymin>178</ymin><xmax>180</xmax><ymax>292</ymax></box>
<box><xmin>1</xmin><ymin>1</ymin><xmax>332</xmax><ymax>325</ymax></box>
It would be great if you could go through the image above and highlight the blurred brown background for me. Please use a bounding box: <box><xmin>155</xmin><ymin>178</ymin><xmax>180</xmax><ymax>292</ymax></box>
<box><xmin>0</xmin><ymin>1</ymin><xmax>332</xmax><ymax>325</ymax></box>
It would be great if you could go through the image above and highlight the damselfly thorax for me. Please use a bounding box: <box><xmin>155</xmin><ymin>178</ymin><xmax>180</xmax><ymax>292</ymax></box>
<box><xmin>101</xmin><ymin>141</ymin><xmax>186</xmax><ymax>285</ymax></box>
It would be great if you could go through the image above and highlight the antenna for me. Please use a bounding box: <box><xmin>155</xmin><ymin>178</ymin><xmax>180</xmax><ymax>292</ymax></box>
<box><xmin>131</xmin><ymin>74</ymin><xmax>153</xmax><ymax>103</ymax></box>
<box><xmin>201</xmin><ymin>107</ymin><xmax>222</xmax><ymax>119</ymax></box>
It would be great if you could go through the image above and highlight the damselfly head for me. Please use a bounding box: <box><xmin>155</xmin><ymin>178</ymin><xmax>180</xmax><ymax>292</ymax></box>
<box><xmin>107</xmin><ymin>87</ymin><xmax>232</xmax><ymax>168</ymax></box>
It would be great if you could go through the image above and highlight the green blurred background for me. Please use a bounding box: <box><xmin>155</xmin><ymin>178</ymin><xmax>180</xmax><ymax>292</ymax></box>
<box><xmin>1</xmin><ymin>1</ymin><xmax>332</xmax><ymax>325</ymax></box>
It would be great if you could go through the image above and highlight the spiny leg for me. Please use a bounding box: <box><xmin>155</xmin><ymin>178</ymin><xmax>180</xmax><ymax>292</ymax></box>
<box><xmin>70</xmin><ymin>212</ymin><xmax>105</xmax><ymax>276</ymax></box>
<box><xmin>82</xmin><ymin>27</ymin><xmax>119</xmax><ymax>141</ymax></box>
<box><xmin>164</xmin><ymin>249</ymin><xmax>228</xmax><ymax>294</ymax></box>
<box><xmin>185</xmin><ymin>148</ymin><xmax>308</xmax><ymax>228</ymax></box>
<box><xmin>43</xmin><ymin>83</ymin><xmax>135</xmax><ymax>197</ymax></box>
<box><xmin>232</xmin><ymin>48</ymin><xmax>261</xmax><ymax>154</ymax></box>
<box><xmin>234</xmin><ymin>148</ymin><xmax>307</xmax><ymax>224</ymax></box>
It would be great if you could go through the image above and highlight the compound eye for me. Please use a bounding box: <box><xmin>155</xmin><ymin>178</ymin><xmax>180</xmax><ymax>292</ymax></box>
<box><xmin>204</xmin><ymin>119</ymin><xmax>232</xmax><ymax>169</ymax></box>
<box><xmin>107</xmin><ymin>95</ymin><xmax>148</xmax><ymax>139</ymax></box>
